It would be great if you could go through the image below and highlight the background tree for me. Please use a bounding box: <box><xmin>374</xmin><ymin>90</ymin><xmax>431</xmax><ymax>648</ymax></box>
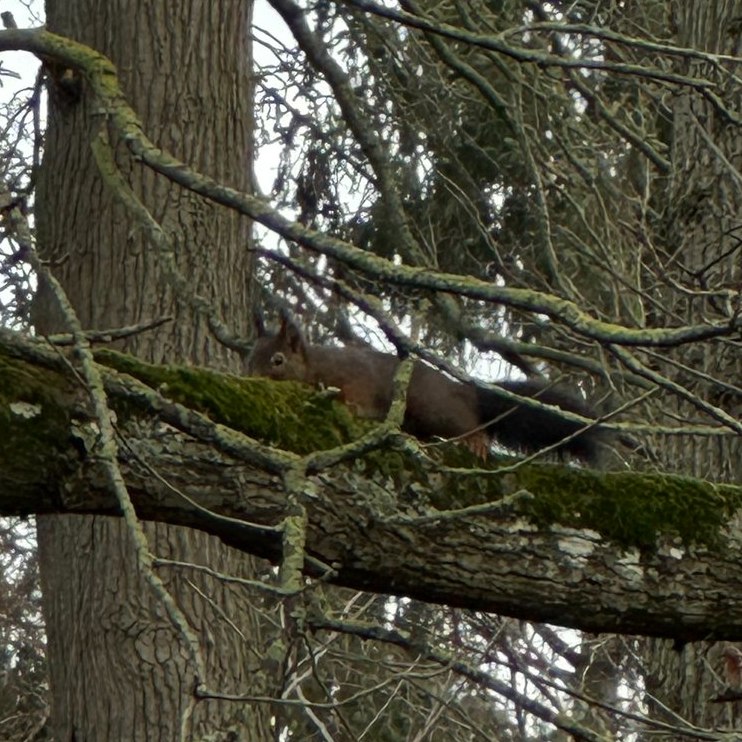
<box><xmin>639</xmin><ymin>1</ymin><xmax>742</xmax><ymax>733</ymax></box>
<box><xmin>0</xmin><ymin>0</ymin><xmax>740</xmax><ymax>740</ymax></box>
<box><xmin>25</xmin><ymin>0</ymin><xmax>274</xmax><ymax>739</ymax></box>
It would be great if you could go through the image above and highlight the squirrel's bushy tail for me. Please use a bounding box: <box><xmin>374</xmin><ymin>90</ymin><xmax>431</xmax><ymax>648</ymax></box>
<box><xmin>476</xmin><ymin>380</ymin><xmax>604</xmax><ymax>464</ymax></box>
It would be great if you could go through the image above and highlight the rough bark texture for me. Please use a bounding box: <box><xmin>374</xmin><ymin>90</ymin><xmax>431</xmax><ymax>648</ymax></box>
<box><xmin>2</xmin><ymin>342</ymin><xmax>742</xmax><ymax>642</ymax></box>
<box><xmin>642</xmin><ymin>1</ymin><xmax>742</xmax><ymax>734</ymax></box>
<box><xmin>33</xmin><ymin>1</ymin><xmax>271</xmax><ymax>739</ymax></box>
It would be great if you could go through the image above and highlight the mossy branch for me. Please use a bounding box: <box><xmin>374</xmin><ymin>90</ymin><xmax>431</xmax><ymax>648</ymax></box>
<box><xmin>2</xmin><ymin>335</ymin><xmax>742</xmax><ymax>640</ymax></box>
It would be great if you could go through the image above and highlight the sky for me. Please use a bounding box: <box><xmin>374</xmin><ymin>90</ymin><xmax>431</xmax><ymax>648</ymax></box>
<box><xmin>0</xmin><ymin>1</ymin><xmax>42</xmax><ymax>84</ymax></box>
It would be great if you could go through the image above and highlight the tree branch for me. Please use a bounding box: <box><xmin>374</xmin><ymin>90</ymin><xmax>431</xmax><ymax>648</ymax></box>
<box><xmin>1</xmin><ymin>28</ymin><xmax>739</xmax><ymax>347</ymax></box>
<box><xmin>2</xmin><ymin>333</ymin><xmax>742</xmax><ymax>642</ymax></box>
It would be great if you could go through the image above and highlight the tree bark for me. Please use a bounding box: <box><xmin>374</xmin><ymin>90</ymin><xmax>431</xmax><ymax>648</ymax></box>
<box><xmin>641</xmin><ymin>0</ymin><xmax>742</xmax><ymax>734</ymax></box>
<box><xmin>2</xmin><ymin>341</ymin><xmax>742</xmax><ymax>642</ymax></box>
<box><xmin>33</xmin><ymin>1</ymin><xmax>272</xmax><ymax>739</ymax></box>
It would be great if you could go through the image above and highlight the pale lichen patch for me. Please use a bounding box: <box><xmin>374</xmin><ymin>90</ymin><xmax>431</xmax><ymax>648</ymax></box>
<box><xmin>9</xmin><ymin>401</ymin><xmax>42</xmax><ymax>419</ymax></box>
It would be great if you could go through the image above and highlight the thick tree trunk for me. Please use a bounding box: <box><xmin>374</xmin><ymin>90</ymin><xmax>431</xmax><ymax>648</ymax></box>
<box><xmin>34</xmin><ymin>1</ymin><xmax>271</xmax><ymax>738</ymax></box>
<box><xmin>642</xmin><ymin>1</ymin><xmax>742</xmax><ymax>734</ymax></box>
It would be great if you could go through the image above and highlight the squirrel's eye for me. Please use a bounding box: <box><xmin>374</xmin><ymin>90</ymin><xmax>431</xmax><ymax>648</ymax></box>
<box><xmin>271</xmin><ymin>352</ymin><xmax>286</xmax><ymax>368</ymax></box>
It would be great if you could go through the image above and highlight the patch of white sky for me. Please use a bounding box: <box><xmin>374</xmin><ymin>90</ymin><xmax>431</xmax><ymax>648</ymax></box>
<box><xmin>250</xmin><ymin>3</ymin><xmax>505</xmax><ymax>376</ymax></box>
<box><xmin>0</xmin><ymin>2</ymin><xmax>44</xmax><ymax>329</ymax></box>
<box><xmin>252</xmin><ymin>0</ymin><xmax>298</xmax><ymax>199</ymax></box>
<box><xmin>252</xmin><ymin>1</ymin><xmax>412</xmax><ymax>354</ymax></box>
<box><xmin>0</xmin><ymin>0</ymin><xmax>42</xmax><ymax>74</ymax></box>
<box><xmin>252</xmin><ymin>1</ymin><xmax>412</xmax><ymax>234</ymax></box>
<box><xmin>0</xmin><ymin>0</ymin><xmax>45</xmax><ymax>143</ymax></box>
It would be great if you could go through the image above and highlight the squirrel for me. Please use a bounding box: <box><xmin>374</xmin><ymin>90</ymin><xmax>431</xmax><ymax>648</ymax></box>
<box><xmin>247</xmin><ymin>317</ymin><xmax>604</xmax><ymax>464</ymax></box>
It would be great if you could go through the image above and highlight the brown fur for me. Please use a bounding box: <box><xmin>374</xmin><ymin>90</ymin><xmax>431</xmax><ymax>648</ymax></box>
<box><xmin>247</xmin><ymin>318</ymin><xmax>602</xmax><ymax>462</ymax></box>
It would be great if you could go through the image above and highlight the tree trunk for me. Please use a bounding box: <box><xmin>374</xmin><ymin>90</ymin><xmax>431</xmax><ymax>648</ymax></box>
<box><xmin>642</xmin><ymin>0</ymin><xmax>742</xmax><ymax>734</ymax></box>
<box><xmin>34</xmin><ymin>1</ymin><xmax>272</xmax><ymax>738</ymax></box>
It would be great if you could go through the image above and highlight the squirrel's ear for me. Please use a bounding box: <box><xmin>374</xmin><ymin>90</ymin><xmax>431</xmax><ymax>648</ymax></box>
<box><xmin>253</xmin><ymin>310</ymin><xmax>266</xmax><ymax>338</ymax></box>
<box><xmin>286</xmin><ymin>323</ymin><xmax>306</xmax><ymax>353</ymax></box>
<box><xmin>279</xmin><ymin>315</ymin><xmax>305</xmax><ymax>353</ymax></box>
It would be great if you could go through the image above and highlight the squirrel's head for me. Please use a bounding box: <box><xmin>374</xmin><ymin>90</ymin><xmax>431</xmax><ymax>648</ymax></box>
<box><xmin>246</xmin><ymin>317</ymin><xmax>309</xmax><ymax>381</ymax></box>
